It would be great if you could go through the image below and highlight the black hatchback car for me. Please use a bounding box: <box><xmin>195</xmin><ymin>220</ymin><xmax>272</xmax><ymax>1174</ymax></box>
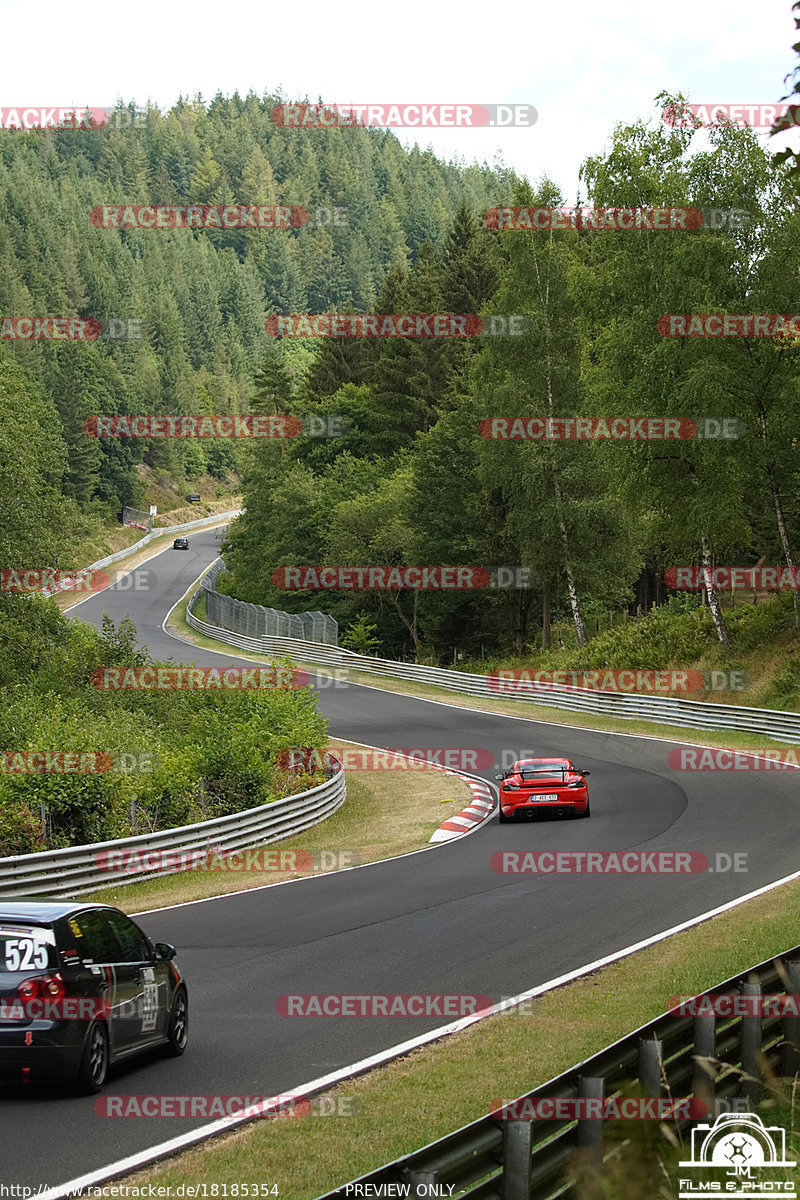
<box><xmin>0</xmin><ymin>901</ymin><xmax>188</xmax><ymax>1092</ymax></box>
<box><xmin>173</xmin><ymin>537</ymin><xmax>189</xmax><ymax>550</ymax></box>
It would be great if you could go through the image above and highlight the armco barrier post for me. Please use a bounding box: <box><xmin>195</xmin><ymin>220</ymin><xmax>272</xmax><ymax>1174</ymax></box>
<box><xmin>639</xmin><ymin>1036</ymin><xmax>664</xmax><ymax>1098</ymax></box>
<box><xmin>693</xmin><ymin>1012</ymin><xmax>717</xmax><ymax>1109</ymax></box>
<box><xmin>576</xmin><ymin>1076</ymin><xmax>604</xmax><ymax>1164</ymax></box>
<box><xmin>503</xmin><ymin>1117</ymin><xmax>534</xmax><ymax>1197</ymax></box>
<box><xmin>741</xmin><ymin>979</ymin><xmax>762</xmax><ymax>1107</ymax></box>
<box><xmin>406</xmin><ymin>1169</ymin><xmax>436</xmax><ymax>1186</ymax></box>
<box><xmin>0</xmin><ymin>764</ymin><xmax>345</xmax><ymax>898</ymax></box>
<box><xmin>312</xmin><ymin>947</ymin><xmax>800</xmax><ymax>1194</ymax></box>
<box><xmin>782</xmin><ymin>960</ymin><xmax>800</xmax><ymax>1077</ymax></box>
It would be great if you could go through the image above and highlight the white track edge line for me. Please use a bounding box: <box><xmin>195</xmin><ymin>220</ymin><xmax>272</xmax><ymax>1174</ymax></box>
<box><xmin>130</xmin><ymin>746</ymin><xmax>495</xmax><ymax>918</ymax></box>
<box><xmin>63</xmin><ymin>519</ymin><xmax>234</xmax><ymax>613</ymax></box>
<box><xmin>116</xmin><ymin>567</ymin><xmax>791</xmax><ymax>915</ymax></box>
<box><xmin>161</xmin><ymin>571</ymin><xmax>799</xmax><ymax>764</ymax></box>
<box><xmin>42</xmin><ymin>862</ymin><xmax>800</xmax><ymax>1200</ymax></box>
<box><xmin>48</xmin><ymin>563</ymin><xmax>800</xmax><ymax>1191</ymax></box>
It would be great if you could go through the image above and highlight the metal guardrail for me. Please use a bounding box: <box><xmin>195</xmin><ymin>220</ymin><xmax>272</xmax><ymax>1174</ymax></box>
<box><xmin>319</xmin><ymin>947</ymin><xmax>800</xmax><ymax>1198</ymax></box>
<box><xmin>85</xmin><ymin>509</ymin><xmax>241</xmax><ymax>573</ymax></box>
<box><xmin>0</xmin><ymin>760</ymin><xmax>345</xmax><ymax>899</ymax></box>
<box><xmin>186</xmin><ymin>577</ymin><xmax>800</xmax><ymax>744</ymax></box>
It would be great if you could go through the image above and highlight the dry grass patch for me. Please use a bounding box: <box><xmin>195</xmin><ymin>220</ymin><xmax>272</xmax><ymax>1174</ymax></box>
<box><xmin>105</xmin><ymin>872</ymin><xmax>800</xmax><ymax>1198</ymax></box>
<box><xmin>166</xmin><ymin>585</ymin><xmax>800</xmax><ymax>755</ymax></box>
<box><xmin>87</xmin><ymin>742</ymin><xmax>473</xmax><ymax>913</ymax></box>
<box><xmin>55</xmin><ymin>513</ymin><xmax>237</xmax><ymax>614</ymax></box>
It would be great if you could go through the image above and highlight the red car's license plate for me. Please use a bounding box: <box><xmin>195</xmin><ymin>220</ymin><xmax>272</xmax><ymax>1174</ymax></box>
<box><xmin>530</xmin><ymin>793</ymin><xmax>559</xmax><ymax>802</ymax></box>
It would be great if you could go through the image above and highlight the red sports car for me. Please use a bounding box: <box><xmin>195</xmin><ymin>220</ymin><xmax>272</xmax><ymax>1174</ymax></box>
<box><xmin>496</xmin><ymin>757</ymin><xmax>591</xmax><ymax>822</ymax></box>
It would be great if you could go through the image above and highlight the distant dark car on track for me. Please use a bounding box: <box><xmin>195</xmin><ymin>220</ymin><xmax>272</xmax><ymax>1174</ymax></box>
<box><xmin>0</xmin><ymin>901</ymin><xmax>187</xmax><ymax>1092</ymax></box>
<box><xmin>173</xmin><ymin>537</ymin><xmax>189</xmax><ymax>550</ymax></box>
<box><xmin>496</xmin><ymin>757</ymin><xmax>590</xmax><ymax>822</ymax></box>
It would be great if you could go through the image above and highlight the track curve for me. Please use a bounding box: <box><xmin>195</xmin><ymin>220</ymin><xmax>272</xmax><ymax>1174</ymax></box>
<box><xmin>3</xmin><ymin>529</ymin><xmax>798</xmax><ymax>1191</ymax></box>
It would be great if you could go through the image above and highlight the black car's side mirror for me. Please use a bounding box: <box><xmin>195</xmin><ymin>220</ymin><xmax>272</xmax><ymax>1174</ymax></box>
<box><xmin>155</xmin><ymin>942</ymin><xmax>177</xmax><ymax>961</ymax></box>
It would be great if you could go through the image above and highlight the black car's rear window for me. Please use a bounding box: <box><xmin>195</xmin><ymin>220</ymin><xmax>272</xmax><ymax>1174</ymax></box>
<box><xmin>0</xmin><ymin>923</ymin><xmax>56</xmax><ymax>973</ymax></box>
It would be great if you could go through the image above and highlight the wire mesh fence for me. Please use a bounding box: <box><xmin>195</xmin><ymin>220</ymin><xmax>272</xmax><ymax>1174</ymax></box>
<box><xmin>121</xmin><ymin>505</ymin><xmax>154</xmax><ymax>532</ymax></box>
<box><xmin>198</xmin><ymin>559</ymin><xmax>338</xmax><ymax>645</ymax></box>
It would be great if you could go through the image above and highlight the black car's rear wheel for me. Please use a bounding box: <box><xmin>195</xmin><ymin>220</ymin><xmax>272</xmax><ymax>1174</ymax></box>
<box><xmin>164</xmin><ymin>987</ymin><xmax>188</xmax><ymax>1056</ymax></box>
<box><xmin>76</xmin><ymin>1021</ymin><xmax>109</xmax><ymax>1093</ymax></box>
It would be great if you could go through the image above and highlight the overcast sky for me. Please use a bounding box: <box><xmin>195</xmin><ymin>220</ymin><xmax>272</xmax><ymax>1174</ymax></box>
<box><xmin>2</xmin><ymin>0</ymin><xmax>799</xmax><ymax>200</ymax></box>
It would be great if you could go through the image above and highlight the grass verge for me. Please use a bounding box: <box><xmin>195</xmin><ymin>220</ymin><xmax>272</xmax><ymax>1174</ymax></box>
<box><xmin>58</xmin><ymin>514</ymin><xmax>237</xmax><ymax>614</ymax></box>
<box><xmin>86</xmin><ymin>740</ymin><xmax>474</xmax><ymax>912</ymax></box>
<box><xmin>81</xmin><ymin>580</ymin><xmax>800</xmax><ymax>1195</ymax></box>
<box><xmin>167</xmin><ymin>584</ymin><xmax>800</xmax><ymax>757</ymax></box>
<box><xmin>105</xmin><ymin>870</ymin><xmax>800</xmax><ymax>1197</ymax></box>
<box><xmin>73</xmin><ymin>495</ymin><xmax>241</xmax><ymax>571</ymax></box>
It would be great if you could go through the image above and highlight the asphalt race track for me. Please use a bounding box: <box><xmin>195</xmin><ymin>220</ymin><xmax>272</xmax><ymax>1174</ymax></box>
<box><xmin>3</xmin><ymin>529</ymin><xmax>799</xmax><ymax>1191</ymax></box>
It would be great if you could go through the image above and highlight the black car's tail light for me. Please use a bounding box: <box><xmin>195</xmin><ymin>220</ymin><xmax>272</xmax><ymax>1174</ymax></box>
<box><xmin>18</xmin><ymin>972</ymin><xmax>67</xmax><ymax>1002</ymax></box>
